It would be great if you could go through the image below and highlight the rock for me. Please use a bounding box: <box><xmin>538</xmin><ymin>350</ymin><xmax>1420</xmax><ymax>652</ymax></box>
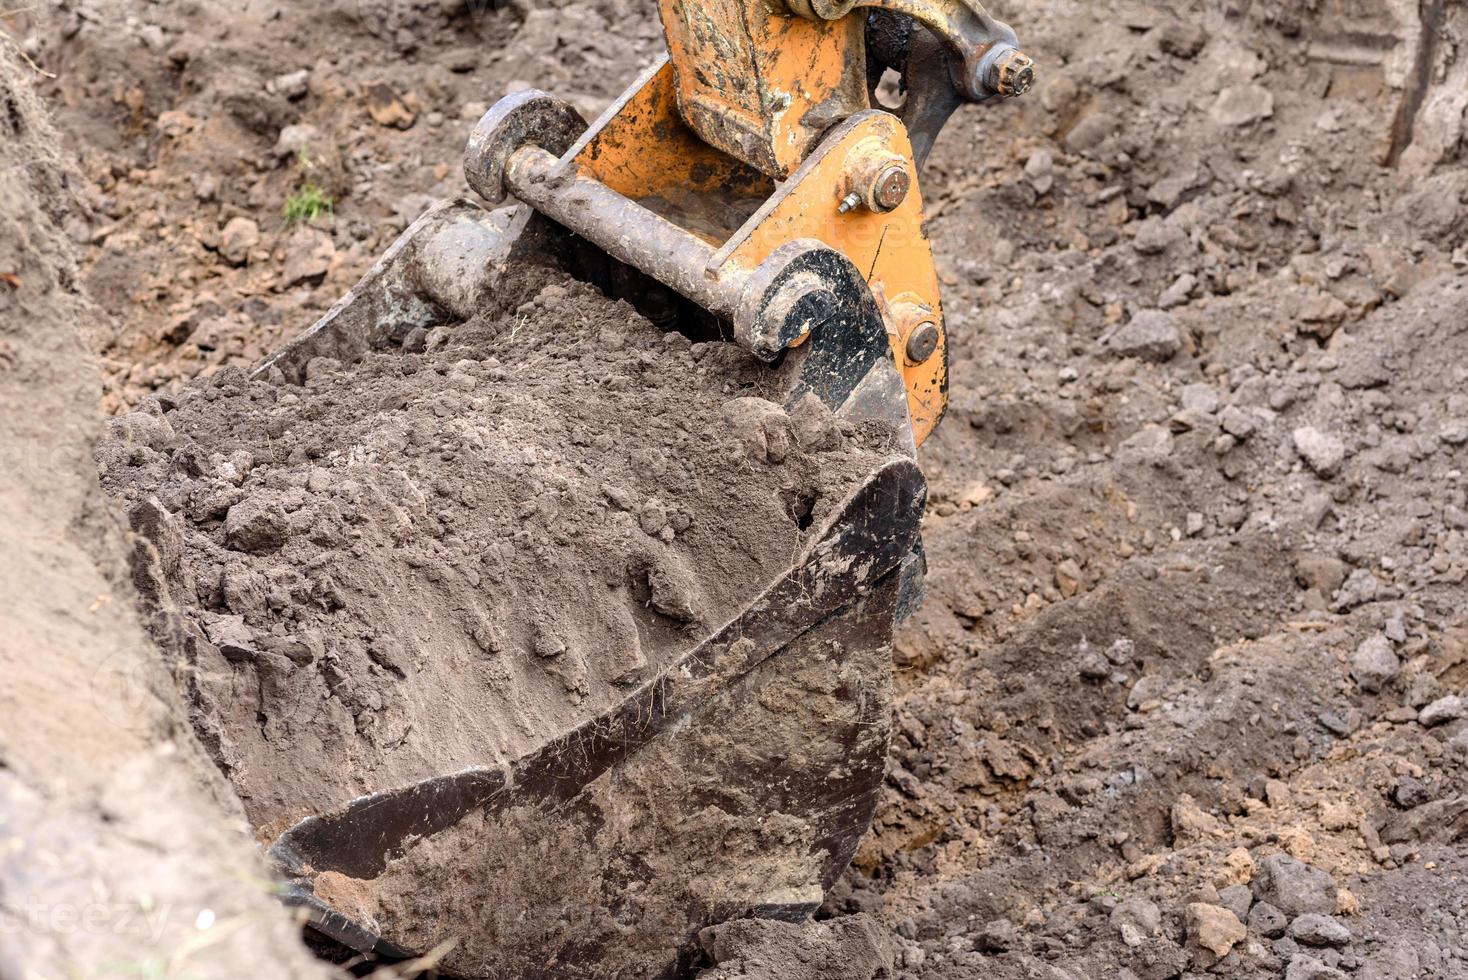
<box><xmin>1419</xmin><ymin>694</ymin><xmax>1464</xmax><ymax>727</ymax></box>
<box><xmin>273</xmin><ymin>122</ymin><xmax>320</xmax><ymax>159</ymax></box>
<box><xmin>224</xmin><ymin>497</ymin><xmax>290</xmax><ymax>553</ymax></box>
<box><xmin>1293</xmin><ymin>426</ymin><xmax>1346</xmax><ymax>478</ymax></box>
<box><xmin>1158</xmin><ymin>20</ymin><xmax>1207</xmax><ymax>58</ymax></box>
<box><xmin>268</xmin><ymin>69</ymin><xmax>310</xmax><ymax>101</ymax></box>
<box><xmin>1111</xmin><ymin>898</ymin><xmax>1162</xmax><ymax>945</ymax></box>
<box><xmin>1106</xmin><ymin>310</ymin><xmax>1182</xmax><ymax>362</ymax></box>
<box><xmin>279</xmin><ymin>227</ymin><xmax>335</xmax><ymax>289</ymax></box>
<box><xmin>1286</xmin><ymin>954</ymin><xmax>1348</xmax><ymax>980</ymax></box>
<box><xmin>1219</xmin><ymin>884</ymin><xmax>1253</xmax><ymax>922</ymax></box>
<box><xmin>1171</xmin><ymin>793</ymin><xmax>1223</xmax><ymax>840</ymax></box>
<box><xmin>721</xmin><ymin>398</ymin><xmax>795</xmax><ymax>464</ymax></box>
<box><xmin>1065</xmin><ymin>112</ymin><xmax>1117</xmax><ymax>152</ymax></box>
<box><xmin>1289</xmin><ymin>914</ymin><xmax>1352</xmax><ymax>947</ymax></box>
<box><xmin>1251</xmin><ymin>854</ymin><xmax>1338</xmax><ymax>917</ymax></box>
<box><xmin>1351</xmin><ymin>635</ymin><xmax>1400</xmax><ymax>693</ymax></box>
<box><xmin>366</xmin><ymin>82</ymin><xmax>416</xmax><ymax>129</ymax></box>
<box><xmin>1359</xmin><ymin>941</ymin><xmax>1421</xmax><ymax>980</ymax></box>
<box><xmin>1247</xmin><ymin>901</ymin><xmax>1288</xmax><ymax>938</ymax></box>
<box><xmin>1159</xmin><ymin>272</ymin><xmax>1197</xmax><ymax>309</ymax></box>
<box><xmin>219</xmin><ymin>216</ymin><xmax>260</xmax><ymax>267</ymax></box>
<box><xmin>1024</xmin><ymin>149</ymin><xmax>1054</xmax><ymax>194</ymax></box>
<box><xmin>1179</xmin><ymin>383</ymin><xmax>1218</xmax><ymax>415</ymax></box>
<box><xmin>973</xmin><ymin>918</ymin><xmax>1017</xmax><ymax>952</ymax></box>
<box><xmin>1219</xmin><ymin>405</ymin><xmax>1256</xmax><ymax>439</ymax></box>
<box><xmin>1392</xmin><ymin>775</ymin><xmax>1433</xmax><ymax>808</ymax></box>
<box><xmin>1186</xmin><ymin>903</ymin><xmax>1246</xmax><ymax>958</ymax></box>
<box><xmin>1295</xmin><ymin>554</ymin><xmax>1348</xmax><ymax>595</ymax></box>
<box><xmin>1212</xmin><ymin>85</ymin><xmax>1275</xmax><ymax>127</ymax></box>
<box><xmin>1319</xmin><ymin>801</ymin><xmax>1356</xmax><ymax>830</ymax></box>
<box><xmin>202</xmin><ymin>614</ymin><xmax>260</xmax><ymax>662</ymax></box>
<box><xmin>788</xmin><ymin>392</ymin><xmax>839</xmax><ymax>452</ymax></box>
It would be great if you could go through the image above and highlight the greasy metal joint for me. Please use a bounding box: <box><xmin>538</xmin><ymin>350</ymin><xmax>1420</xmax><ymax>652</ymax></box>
<box><xmin>905</xmin><ymin>321</ymin><xmax>940</xmax><ymax>364</ymax></box>
<box><xmin>978</xmin><ymin>44</ymin><xmax>1035</xmax><ymax>98</ymax></box>
<box><xmin>842</xmin><ymin>143</ymin><xmax>911</xmax><ymax>214</ymax></box>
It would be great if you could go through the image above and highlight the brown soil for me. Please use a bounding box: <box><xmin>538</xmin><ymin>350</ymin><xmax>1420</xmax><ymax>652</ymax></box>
<box><xmin>5</xmin><ymin>0</ymin><xmax>1468</xmax><ymax>977</ymax></box>
<box><xmin>0</xmin><ymin>41</ymin><xmax>328</xmax><ymax>980</ymax></box>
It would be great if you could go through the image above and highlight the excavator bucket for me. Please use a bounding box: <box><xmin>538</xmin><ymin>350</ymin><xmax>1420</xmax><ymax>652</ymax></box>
<box><xmin>257</xmin><ymin>191</ymin><xmax>928</xmax><ymax>977</ymax></box>
<box><xmin>245</xmin><ymin>0</ymin><xmax>1030</xmax><ymax>973</ymax></box>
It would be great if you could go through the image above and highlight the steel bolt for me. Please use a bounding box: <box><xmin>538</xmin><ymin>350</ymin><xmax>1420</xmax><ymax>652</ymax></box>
<box><xmin>837</xmin><ymin>191</ymin><xmax>862</xmax><ymax>214</ymax></box>
<box><xmin>986</xmin><ymin>47</ymin><xmax>1035</xmax><ymax>98</ymax></box>
<box><xmin>905</xmin><ymin>320</ymin><xmax>940</xmax><ymax>364</ymax></box>
<box><xmin>872</xmin><ymin>164</ymin><xmax>911</xmax><ymax>212</ymax></box>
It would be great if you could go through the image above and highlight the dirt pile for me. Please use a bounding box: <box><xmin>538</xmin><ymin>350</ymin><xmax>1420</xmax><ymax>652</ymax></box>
<box><xmin>97</xmin><ymin>266</ymin><xmax>897</xmax><ymax>837</ymax></box>
<box><xmin>0</xmin><ymin>41</ymin><xmax>328</xmax><ymax>980</ymax></box>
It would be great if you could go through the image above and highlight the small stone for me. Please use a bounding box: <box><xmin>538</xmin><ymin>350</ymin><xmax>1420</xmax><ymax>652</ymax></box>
<box><xmin>1351</xmin><ymin>635</ymin><xmax>1400</xmax><ymax>693</ymax></box>
<box><xmin>1248</xmin><ymin>901</ymin><xmax>1288</xmax><ymax>938</ymax></box>
<box><xmin>1220</xmin><ymin>405</ymin><xmax>1256</xmax><ymax>439</ymax></box>
<box><xmin>1105</xmin><ymin>310</ymin><xmax>1182</xmax><ymax>363</ymax></box>
<box><xmin>224</xmin><ymin>497</ymin><xmax>290</xmax><ymax>553</ymax></box>
<box><xmin>1251</xmin><ymin>854</ymin><xmax>1338</xmax><ymax>917</ymax></box>
<box><xmin>1105</xmin><ymin>638</ymin><xmax>1136</xmax><ymax>665</ymax></box>
<box><xmin>1296</xmin><ymin>554</ymin><xmax>1348</xmax><ymax>595</ymax></box>
<box><xmin>219</xmin><ymin>216</ymin><xmax>260</xmax><ymax>266</ymax></box>
<box><xmin>1179</xmin><ymin>383</ymin><xmax>1218</xmax><ymax>415</ymax></box>
<box><xmin>366</xmin><ymin>82</ymin><xmax>416</xmax><ymax>129</ymax></box>
<box><xmin>279</xmin><ymin>227</ymin><xmax>336</xmax><ymax>289</ymax></box>
<box><xmin>1320</xmin><ymin>801</ymin><xmax>1356</xmax><ymax>831</ymax></box>
<box><xmin>1289</xmin><ymin>913</ymin><xmax>1352</xmax><ymax>948</ymax></box>
<box><xmin>1024</xmin><ymin>149</ymin><xmax>1054</xmax><ymax>195</ymax></box>
<box><xmin>1186</xmin><ymin>903</ymin><xmax>1246</xmax><ymax>958</ymax></box>
<box><xmin>788</xmin><ymin>391</ymin><xmax>840</xmax><ymax>452</ymax></box>
<box><xmin>273</xmin><ymin>122</ymin><xmax>320</xmax><ymax>159</ymax></box>
<box><xmin>1219</xmin><ymin>884</ymin><xmax>1253</xmax><ymax>922</ymax></box>
<box><xmin>1212</xmin><ymin>85</ymin><xmax>1275</xmax><ymax>127</ymax></box>
<box><xmin>1293</xmin><ymin>426</ymin><xmax>1347</xmax><ymax>478</ymax></box>
<box><xmin>1418</xmin><ymin>694</ymin><xmax>1464</xmax><ymax>727</ymax></box>
<box><xmin>1286</xmin><ymin>953</ymin><xmax>1348</xmax><ymax>980</ymax></box>
<box><xmin>1185</xmin><ymin>512</ymin><xmax>1205</xmax><ymax>537</ymax></box>
<box><xmin>1111</xmin><ymin>898</ymin><xmax>1162</xmax><ymax>942</ymax></box>
<box><xmin>1392</xmin><ymin>775</ymin><xmax>1432</xmax><ymax>808</ymax></box>
<box><xmin>1159</xmin><ymin>272</ymin><xmax>1197</xmax><ymax>309</ymax></box>
<box><xmin>268</xmin><ymin>68</ymin><xmax>311</xmax><ymax>100</ymax></box>
<box><xmin>973</xmin><ymin>918</ymin><xmax>1017</xmax><ymax>952</ymax></box>
<box><xmin>1055</xmin><ymin>559</ymin><xmax>1084</xmax><ymax>597</ymax></box>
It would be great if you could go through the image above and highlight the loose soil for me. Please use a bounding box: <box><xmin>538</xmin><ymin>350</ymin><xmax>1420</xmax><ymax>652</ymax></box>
<box><xmin>4</xmin><ymin>0</ymin><xmax>1468</xmax><ymax>977</ymax></box>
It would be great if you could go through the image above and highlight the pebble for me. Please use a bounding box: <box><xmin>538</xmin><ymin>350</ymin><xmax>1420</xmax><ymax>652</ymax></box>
<box><xmin>1289</xmin><ymin>913</ymin><xmax>1352</xmax><ymax>948</ymax></box>
<box><xmin>1251</xmin><ymin>854</ymin><xmax>1338</xmax><ymax>917</ymax></box>
<box><xmin>1248</xmin><ymin>901</ymin><xmax>1288</xmax><ymax>938</ymax></box>
<box><xmin>219</xmin><ymin>216</ymin><xmax>260</xmax><ymax>267</ymax></box>
<box><xmin>1220</xmin><ymin>405</ymin><xmax>1256</xmax><ymax>439</ymax></box>
<box><xmin>1105</xmin><ymin>310</ymin><xmax>1182</xmax><ymax>363</ymax></box>
<box><xmin>224</xmin><ymin>496</ymin><xmax>290</xmax><ymax>553</ymax></box>
<box><xmin>1293</xmin><ymin>426</ymin><xmax>1347</xmax><ymax>478</ymax></box>
<box><xmin>1180</xmin><ymin>383</ymin><xmax>1218</xmax><ymax>415</ymax></box>
<box><xmin>273</xmin><ymin>122</ymin><xmax>320</xmax><ymax>159</ymax></box>
<box><xmin>1418</xmin><ymin>694</ymin><xmax>1464</xmax><ymax>727</ymax></box>
<box><xmin>268</xmin><ymin>68</ymin><xmax>311</xmax><ymax>101</ymax></box>
<box><xmin>1186</xmin><ymin>903</ymin><xmax>1246</xmax><ymax>957</ymax></box>
<box><xmin>1159</xmin><ymin>272</ymin><xmax>1197</xmax><ymax>309</ymax></box>
<box><xmin>1351</xmin><ymin>635</ymin><xmax>1400</xmax><ymax>693</ymax></box>
<box><xmin>1024</xmin><ymin>149</ymin><xmax>1054</xmax><ymax>195</ymax></box>
<box><xmin>1286</xmin><ymin>953</ymin><xmax>1348</xmax><ymax>980</ymax></box>
<box><xmin>1211</xmin><ymin>85</ymin><xmax>1275</xmax><ymax>127</ymax></box>
<box><xmin>279</xmin><ymin>227</ymin><xmax>336</xmax><ymax>289</ymax></box>
<box><xmin>366</xmin><ymin>82</ymin><xmax>416</xmax><ymax>129</ymax></box>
